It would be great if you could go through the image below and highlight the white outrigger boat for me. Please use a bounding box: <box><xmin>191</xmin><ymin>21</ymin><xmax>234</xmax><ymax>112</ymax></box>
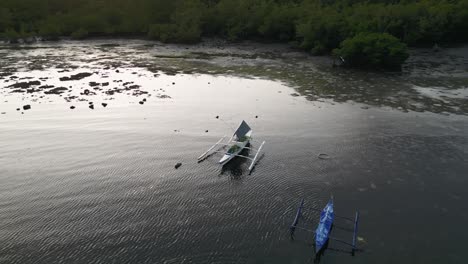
<box><xmin>198</xmin><ymin>120</ymin><xmax>265</xmax><ymax>172</ymax></box>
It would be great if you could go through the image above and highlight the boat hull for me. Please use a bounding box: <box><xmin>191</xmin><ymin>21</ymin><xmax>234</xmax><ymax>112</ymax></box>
<box><xmin>219</xmin><ymin>131</ymin><xmax>252</xmax><ymax>165</ymax></box>
<box><xmin>219</xmin><ymin>140</ymin><xmax>249</xmax><ymax>165</ymax></box>
<box><xmin>315</xmin><ymin>200</ymin><xmax>334</xmax><ymax>253</ymax></box>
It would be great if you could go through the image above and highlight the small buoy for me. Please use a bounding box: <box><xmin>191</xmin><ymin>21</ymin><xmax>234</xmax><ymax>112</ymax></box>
<box><xmin>255</xmin><ymin>115</ymin><xmax>258</xmax><ymax>118</ymax></box>
<box><xmin>70</xmin><ymin>106</ymin><xmax>76</xmax><ymax>109</ymax></box>
<box><xmin>205</xmin><ymin>130</ymin><xmax>209</xmax><ymax>133</ymax></box>
<box><xmin>215</xmin><ymin>116</ymin><xmax>219</xmax><ymax>119</ymax></box>
<box><xmin>175</xmin><ymin>163</ymin><xmax>182</xmax><ymax>169</ymax></box>
<box><xmin>172</xmin><ymin>82</ymin><xmax>175</xmax><ymax>85</ymax></box>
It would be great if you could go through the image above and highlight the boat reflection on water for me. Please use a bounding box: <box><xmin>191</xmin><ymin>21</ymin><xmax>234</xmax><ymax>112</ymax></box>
<box><xmin>220</xmin><ymin>146</ymin><xmax>251</xmax><ymax>178</ymax></box>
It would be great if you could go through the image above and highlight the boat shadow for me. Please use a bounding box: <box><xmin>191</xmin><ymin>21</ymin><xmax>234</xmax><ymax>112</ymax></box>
<box><xmin>291</xmin><ymin>238</ymin><xmax>357</xmax><ymax>264</ymax></box>
<box><xmin>314</xmin><ymin>242</ymin><xmax>361</xmax><ymax>263</ymax></box>
<box><xmin>291</xmin><ymin>224</ymin><xmax>360</xmax><ymax>263</ymax></box>
<box><xmin>220</xmin><ymin>145</ymin><xmax>252</xmax><ymax>178</ymax></box>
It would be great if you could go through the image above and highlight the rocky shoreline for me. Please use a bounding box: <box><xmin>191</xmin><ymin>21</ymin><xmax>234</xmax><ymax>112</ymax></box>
<box><xmin>1</xmin><ymin>40</ymin><xmax>467</xmax><ymax>116</ymax></box>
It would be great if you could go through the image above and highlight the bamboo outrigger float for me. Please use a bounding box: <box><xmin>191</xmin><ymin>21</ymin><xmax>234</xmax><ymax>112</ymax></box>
<box><xmin>290</xmin><ymin>198</ymin><xmax>360</xmax><ymax>256</ymax></box>
<box><xmin>198</xmin><ymin>120</ymin><xmax>265</xmax><ymax>172</ymax></box>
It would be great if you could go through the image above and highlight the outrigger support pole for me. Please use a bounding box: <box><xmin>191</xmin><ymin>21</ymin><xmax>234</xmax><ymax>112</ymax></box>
<box><xmin>248</xmin><ymin>141</ymin><xmax>265</xmax><ymax>171</ymax></box>
<box><xmin>352</xmin><ymin>211</ymin><xmax>360</xmax><ymax>255</ymax></box>
<box><xmin>290</xmin><ymin>198</ymin><xmax>304</xmax><ymax>239</ymax></box>
<box><xmin>198</xmin><ymin>136</ymin><xmax>226</xmax><ymax>161</ymax></box>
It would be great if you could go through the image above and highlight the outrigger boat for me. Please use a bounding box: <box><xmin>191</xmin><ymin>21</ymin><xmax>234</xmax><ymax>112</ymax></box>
<box><xmin>198</xmin><ymin>120</ymin><xmax>265</xmax><ymax>172</ymax></box>
<box><xmin>290</xmin><ymin>198</ymin><xmax>360</xmax><ymax>256</ymax></box>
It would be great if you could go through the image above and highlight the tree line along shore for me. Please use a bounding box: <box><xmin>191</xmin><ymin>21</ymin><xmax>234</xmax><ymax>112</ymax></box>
<box><xmin>1</xmin><ymin>0</ymin><xmax>467</xmax><ymax>69</ymax></box>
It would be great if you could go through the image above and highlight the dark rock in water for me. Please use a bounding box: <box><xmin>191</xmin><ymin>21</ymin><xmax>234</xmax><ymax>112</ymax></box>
<box><xmin>175</xmin><ymin>163</ymin><xmax>182</xmax><ymax>169</ymax></box>
<box><xmin>44</xmin><ymin>87</ymin><xmax>68</xmax><ymax>94</ymax></box>
<box><xmin>115</xmin><ymin>70</ymin><xmax>120</xmax><ymax>73</ymax></box>
<box><xmin>128</xmin><ymin>85</ymin><xmax>140</xmax><ymax>89</ymax></box>
<box><xmin>1</xmin><ymin>112</ymin><xmax>6</xmax><ymax>114</ymax></box>
<box><xmin>11</xmin><ymin>89</ymin><xmax>24</xmax><ymax>93</ymax></box>
<box><xmin>139</xmin><ymin>101</ymin><xmax>144</xmax><ymax>105</ymax></box>
<box><xmin>102</xmin><ymin>103</ymin><xmax>108</xmax><ymax>107</ymax></box>
<box><xmin>142</xmin><ymin>98</ymin><xmax>147</xmax><ymax>102</ymax></box>
<box><xmin>102</xmin><ymin>82</ymin><xmax>109</xmax><ymax>86</ymax></box>
<box><xmin>255</xmin><ymin>115</ymin><xmax>258</xmax><ymax>118</ymax></box>
<box><xmin>133</xmin><ymin>91</ymin><xmax>148</xmax><ymax>97</ymax></box>
<box><xmin>216</xmin><ymin>116</ymin><xmax>219</xmax><ymax>119</ymax></box>
<box><xmin>205</xmin><ymin>130</ymin><xmax>209</xmax><ymax>133</ymax></box>
<box><xmin>89</xmin><ymin>82</ymin><xmax>99</xmax><ymax>87</ymax></box>
<box><xmin>27</xmin><ymin>88</ymin><xmax>42</xmax><ymax>93</ymax></box>
<box><xmin>89</xmin><ymin>102</ymin><xmax>93</xmax><ymax>105</ymax></box>
<box><xmin>60</xmin><ymin>72</ymin><xmax>93</xmax><ymax>81</ymax></box>
<box><xmin>70</xmin><ymin>106</ymin><xmax>76</xmax><ymax>109</ymax></box>
<box><xmin>172</xmin><ymin>82</ymin><xmax>175</xmax><ymax>85</ymax></box>
<box><xmin>290</xmin><ymin>93</ymin><xmax>300</xmax><ymax>97</ymax></box>
<box><xmin>81</xmin><ymin>89</ymin><xmax>95</xmax><ymax>96</ymax></box>
<box><xmin>23</xmin><ymin>105</ymin><xmax>31</xmax><ymax>110</ymax></box>
<box><xmin>39</xmin><ymin>85</ymin><xmax>55</xmax><ymax>89</ymax></box>
<box><xmin>89</xmin><ymin>104</ymin><xmax>94</xmax><ymax>110</ymax></box>
<box><xmin>16</xmin><ymin>108</ymin><xmax>20</xmax><ymax>111</ymax></box>
<box><xmin>8</xmin><ymin>80</ymin><xmax>41</xmax><ymax>89</ymax></box>
<box><xmin>157</xmin><ymin>95</ymin><xmax>171</xmax><ymax>99</ymax></box>
<box><xmin>64</xmin><ymin>95</ymin><xmax>78</xmax><ymax>102</ymax></box>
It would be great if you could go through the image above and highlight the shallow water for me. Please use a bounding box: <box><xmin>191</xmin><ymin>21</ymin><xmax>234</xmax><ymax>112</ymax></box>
<box><xmin>1</xmin><ymin>40</ymin><xmax>467</xmax><ymax>264</ymax></box>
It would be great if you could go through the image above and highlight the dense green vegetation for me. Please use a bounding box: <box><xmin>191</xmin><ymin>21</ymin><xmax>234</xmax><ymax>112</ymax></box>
<box><xmin>1</xmin><ymin>0</ymin><xmax>468</xmax><ymax>69</ymax></box>
<box><xmin>334</xmin><ymin>33</ymin><xmax>409</xmax><ymax>69</ymax></box>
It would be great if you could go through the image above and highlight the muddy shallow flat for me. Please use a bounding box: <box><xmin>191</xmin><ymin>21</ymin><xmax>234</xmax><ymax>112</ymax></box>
<box><xmin>1</xmin><ymin>40</ymin><xmax>467</xmax><ymax>264</ymax></box>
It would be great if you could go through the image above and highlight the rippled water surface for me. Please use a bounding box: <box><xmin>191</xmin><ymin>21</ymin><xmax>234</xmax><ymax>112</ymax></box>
<box><xmin>1</xmin><ymin>40</ymin><xmax>468</xmax><ymax>264</ymax></box>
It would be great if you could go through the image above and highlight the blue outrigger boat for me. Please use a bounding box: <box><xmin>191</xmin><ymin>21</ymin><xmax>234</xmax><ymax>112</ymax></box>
<box><xmin>290</xmin><ymin>198</ymin><xmax>360</xmax><ymax>255</ymax></box>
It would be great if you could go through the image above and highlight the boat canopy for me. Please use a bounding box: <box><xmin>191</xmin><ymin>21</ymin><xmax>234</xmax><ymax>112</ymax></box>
<box><xmin>234</xmin><ymin>120</ymin><xmax>251</xmax><ymax>138</ymax></box>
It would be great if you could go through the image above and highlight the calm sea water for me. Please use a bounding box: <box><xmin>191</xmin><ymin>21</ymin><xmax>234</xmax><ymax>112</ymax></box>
<box><xmin>1</xmin><ymin>40</ymin><xmax>467</xmax><ymax>263</ymax></box>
